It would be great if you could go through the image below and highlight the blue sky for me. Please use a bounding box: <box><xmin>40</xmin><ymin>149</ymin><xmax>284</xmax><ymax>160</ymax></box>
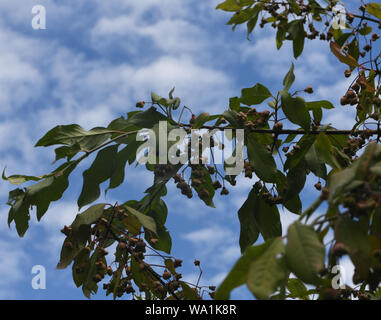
<box><xmin>0</xmin><ymin>0</ymin><xmax>373</xmax><ymax>299</ymax></box>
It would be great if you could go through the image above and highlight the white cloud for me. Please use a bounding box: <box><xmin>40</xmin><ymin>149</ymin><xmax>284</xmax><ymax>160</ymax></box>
<box><xmin>0</xmin><ymin>241</ymin><xmax>28</xmax><ymax>286</ymax></box>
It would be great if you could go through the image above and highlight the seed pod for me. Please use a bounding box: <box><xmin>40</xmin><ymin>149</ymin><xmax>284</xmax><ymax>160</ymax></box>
<box><xmin>212</xmin><ymin>180</ymin><xmax>222</xmax><ymax>190</ymax></box>
<box><xmin>199</xmin><ymin>189</ymin><xmax>210</xmax><ymax>199</ymax></box>
<box><xmin>92</xmin><ymin>274</ymin><xmax>103</xmax><ymax>283</ymax></box>
<box><xmin>304</xmin><ymin>86</ymin><xmax>313</xmax><ymax>94</ymax></box>
<box><xmin>220</xmin><ymin>187</ymin><xmax>229</xmax><ymax>195</ymax></box>
<box><xmin>163</xmin><ymin>271</ymin><xmax>171</xmax><ymax>280</ymax></box>
<box><xmin>189</xmin><ymin>114</ymin><xmax>196</xmax><ymax>124</ymax></box>
<box><xmin>150</xmin><ymin>238</ymin><xmax>159</xmax><ymax>245</ymax></box>
<box><xmin>117</xmin><ymin>241</ymin><xmax>127</xmax><ymax>250</ymax></box>
<box><xmin>64</xmin><ymin>241</ymin><xmax>73</xmax><ymax>249</ymax></box>
<box><xmin>320</xmin><ymin>188</ymin><xmax>329</xmax><ymax>200</ymax></box>
<box><xmin>330</xmin><ymin>242</ymin><xmax>348</xmax><ymax>257</ymax></box>
<box><xmin>60</xmin><ymin>225</ymin><xmax>72</xmax><ymax>236</ymax></box>
<box><xmin>136</xmin><ymin>101</ymin><xmax>145</xmax><ymax>108</ymax></box>
<box><xmin>174</xmin><ymin>259</ymin><xmax>183</xmax><ymax>268</ymax></box>
<box><xmin>192</xmin><ymin>178</ymin><xmax>202</xmax><ymax>187</ymax></box>
<box><xmin>207</xmin><ymin>166</ymin><xmax>215</xmax><ymax>174</ymax></box>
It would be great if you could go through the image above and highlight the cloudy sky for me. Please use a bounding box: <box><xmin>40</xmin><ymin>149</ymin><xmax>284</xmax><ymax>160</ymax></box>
<box><xmin>0</xmin><ymin>0</ymin><xmax>372</xmax><ymax>299</ymax></box>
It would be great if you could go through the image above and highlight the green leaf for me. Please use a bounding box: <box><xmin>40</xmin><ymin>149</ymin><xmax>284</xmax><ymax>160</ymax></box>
<box><xmin>286</xmin><ymin>222</ymin><xmax>325</xmax><ymax>284</ymax></box>
<box><xmin>238</xmin><ymin>187</ymin><xmax>282</xmax><ymax>253</ymax></box>
<box><xmin>334</xmin><ymin>31</ymin><xmax>352</xmax><ymax>47</ymax></box>
<box><xmin>304</xmin><ymin>143</ymin><xmax>327</xmax><ymax>179</ymax></box>
<box><xmin>180</xmin><ymin>282</ymin><xmax>199</xmax><ymax>300</ymax></box>
<box><xmin>285</xmin><ymin>159</ymin><xmax>306</xmax><ymax>200</ymax></box>
<box><xmin>222</xmin><ymin>110</ymin><xmax>240</xmax><ymax>128</ymax></box>
<box><xmin>35</xmin><ymin>124</ymin><xmax>113</xmax><ymax>148</ymax></box>
<box><xmin>247</xmin><ymin>135</ymin><xmax>278</xmax><ymax>182</ymax></box>
<box><xmin>107</xmin><ymin>139</ymin><xmax>144</xmax><ymax>191</ymax></box>
<box><xmin>358</xmin><ymin>25</ymin><xmax>372</xmax><ymax>36</ymax></box>
<box><xmin>151</xmin><ymin>92</ymin><xmax>167</xmax><ymax>106</ymax></box>
<box><xmin>240</xmin><ymin>83</ymin><xmax>272</xmax><ymax>106</ymax></box>
<box><xmin>124</xmin><ymin>205</ymin><xmax>157</xmax><ymax>235</ymax></box>
<box><xmin>280</xmin><ymin>91</ymin><xmax>311</xmax><ymax>131</ymax></box>
<box><xmin>328</xmin><ymin>164</ymin><xmax>359</xmax><ymax>203</ymax></box>
<box><xmin>366</xmin><ymin>3</ymin><xmax>381</xmax><ymax>20</ymax></box>
<box><xmin>146</xmin><ymin>224</ymin><xmax>171</xmax><ymax>254</ymax></box>
<box><xmin>287</xmin><ymin>278</ymin><xmax>309</xmax><ymax>299</ymax></box>
<box><xmin>7</xmin><ymin>161</ymin><xmax>79</xmax><ymax>236</ymax></box>
<box><xmin>229</xmin><ymin>97</ymin><xmax>240</xmax><ymax>111</ymax></box>
<box><xmin>284</xmin><ymin>134</ymin><xmax>316</xmax><ymax>171</ymax></box>
<box><xmin>227</xmin><ymin>7</ymin><xmax>255</xmax><ymax>28</ymax></box>
<box><xmin>276</xmin><ymin>23</ymin><xmax>287</xmax><ymax>49</ymax></box>
<box><xmin>335</xmin><ymin>217</ymin><xmax>371</xmax><ymax>279</ymax></box>
<box><xmin>191</xmin><ymin>166</ymin><xmax>216</xmax><ymax>208</ymax></box>
<box><xmin>193</xmin><ymin>112</ymin><xmax>211</xmax><ymax>129</ymax></box>
<box><xmin>54</xmin><ymin>143</ymin><xmax>82</xmax><ymax>162</ymax></box>
<box><xmin>283</xmin><ymin>63</ymin><xmax>295</xmax><ymax>91</ymax></box>
<box><xmin>348</xmin><ymin>38</ymin><xmax>360</xmax><ymax>61</ymax></box>
<box><xmin>71</xmin><ymin>203</ymin><xmax>107</xmax><ymax>232</ymax></box>
<box><xmin>329</xmin><ymin>41</ymin><xmax>359</xmax><ymax>70</ymax></box>
<box><xmin>216</xmin><ymin>0</ymin><xmax>253</xmax><ymax>12</ymax></box>
<box><xmin>305</xmin><ymin>100</ymin><xmax>334</xmax><ymax>110</ymax></box>
<box><xmin>370</xmin><ymin>163</ymin><xmax>381</xmax><ymax>175</ymax></box>
<box><xmin>215</xmin><ymin>241</ymin><xmax>269</xmax><ymax>299</ymax></box>
<box><xmin>238</xmin><ymin>188</ymin><xmax>260</xmax><ymax>252</ymax></box>
<box><xmin>315</xmin><ymin>133</ymin><xmax>341</xmax><ymax>169</ymax></box>
<box><xmin>2</xmin><ymin>169</ymin><xmax>53</xmax><ymax>185</ymax></box>
<box><xmin>246</xmin><ymin>4</ymin><xmax>262</xmax><ymax>37</ymax></box>
<box><xmin>57</xmin><ymin>225</ymin><xmax>91</xmax><ymax>269</ymax></box>
<box><xmin>247</xmin><ymin>237</ymin><xmax>287</xmax><ymax>299</ymax></box>
<box><xmin>78</xmin><ymin>145</ymin><xmax>119</xmax><ymax>209</ymax></box>
<box><xmin>128</xmin><ymin>107</ymin><xmax>167</xmax><ymax>129</ymax></box>
<box><xmin>287</xmin><ymin>20</ymin><xmax>305</xmax><ymax>58</ymax></box>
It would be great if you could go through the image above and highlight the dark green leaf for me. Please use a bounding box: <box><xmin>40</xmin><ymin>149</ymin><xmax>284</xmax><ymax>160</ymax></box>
<box><xmin>285</xmin><ymin>159</ymin><xmax>307</xmax><ymax>200</ymax></box>
<box><xmin>247</xmin><ymin>237</ymin><xmax>287</xmax><ymax>299</ymax></box>
<box><xmin>284</xmin><ymin>134</ymin><xmax>316</xmax><ymax>171</ymax></box>
<box><xmin>216</xmin><ymin>0</ymin><xmax>253</xmax><ymax>12</ymax></box>
<box><xmin>71</xmin><ymin>203</ymin><xmax>107</xmax><ymax>232</ymax></box>
<box><xmin>366</xmin><ymin>3</ymin><xmax>381</xmax><ymax>19</ymax></box>
<box><xmin>238</xmin><ymin>188</ymin><xmax>260</xmax><ymax>252</ymax></box>
<box><xmin>35</xmin><ymin>124</ymin><xmax>112</xmax><ymax>148</ymax></box>
<box><xmin>335</xmin><ymin>217</ymin><xmax>371</xmax><ymax>279</ymax></box>
<box><xmin>315</xmin><ymin>133</ymin><xmax>341</xmax><ymax>169</ymax></box>
<box><xmin>286</xmin><ymin>221</ymin><xmax>325</xmax><ymax>284</ymax></box>
<box><xmin>304</xmin><ymin>143</ymin><xmax>327</xmax><ymax>179</ymax></box>
<box><xmin>128</xmin><ymin>107</ymin><xmax>167</xmax><ymax>128</ymax></box>
<box><xmin>247</xmin><ymin>135</ymin><xmax>278</xmax><ymax>182</ymax></box>
<box><xmin>124</xmin><ymin>205</ymin><xmax>157</xmax><ymax>234</ymax></box>
<box><xmin>78</xmin><ymin>145</ymin><xmax>119</xmax><ymax>208</ymax></box>
<box><xmin>281</xmin><ymin>91</ymin><xmax>311</xmax><ymax>131</ymax></box>
<box><xmin>283</xmin><ymin>63</ymin><xmax>295</xmax><ymax>91</ymax></box>
<box><xmin>287</xmin><ymin>278</ymin><xmax>309</xmax><ymax>299</ymax></box>
<box><xmin>240</xmin><ymin>83</ymin><xmax>272</xmax><ymax>106</ymax></box>
<box><xmin>305</xmin><ymin>100</ymin><xmax>334</xmax><ymax>110</ymax></box>
<box><xmin>287</xmin><ymin>20</ymin><xmax>305</xmax><ymax>58</ymax></box>
<box><xmin>215</xmin><ymin>241</ymin><xmax>269</xmax><ymax>299</ymax></box>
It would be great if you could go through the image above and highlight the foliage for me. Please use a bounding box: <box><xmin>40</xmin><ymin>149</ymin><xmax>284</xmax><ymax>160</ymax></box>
<box><xmin>3</xmin><ymin>0</ymin><xmax>381</xmax><ymax>300</ymax></box>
